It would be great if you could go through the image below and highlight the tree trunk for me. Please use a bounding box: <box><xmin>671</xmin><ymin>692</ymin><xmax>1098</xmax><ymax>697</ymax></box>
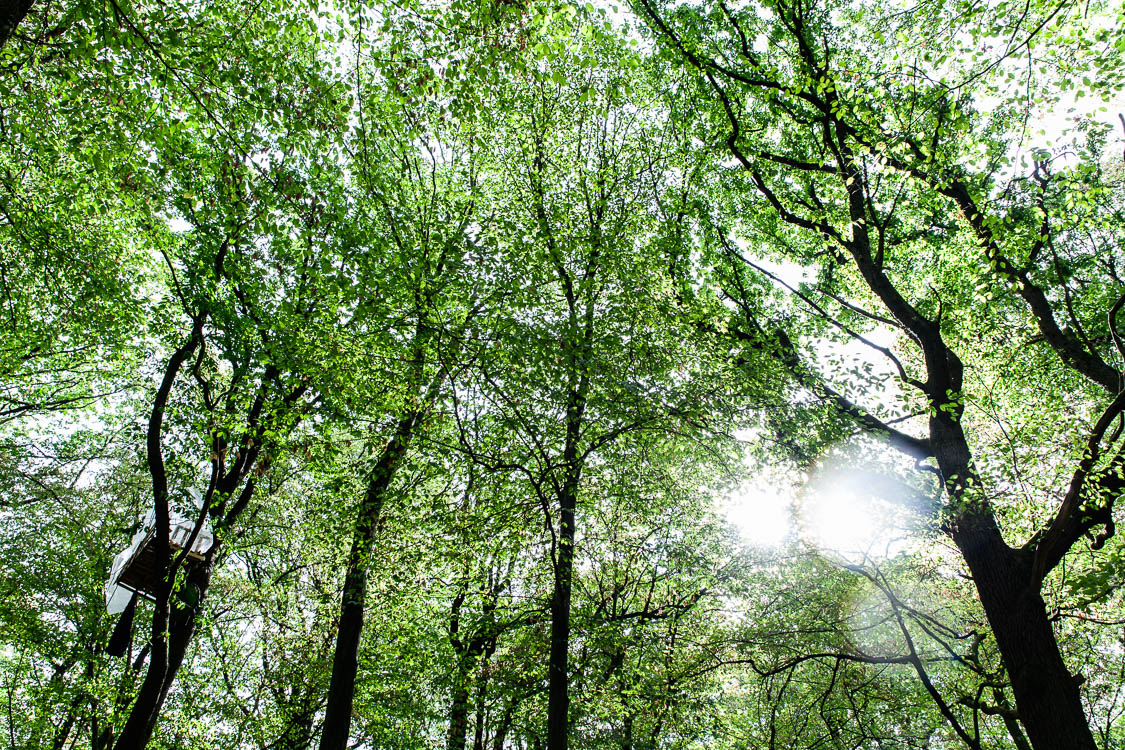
<box><xmin>0</xmin><ymin>0</ymin><xmax>34</xmax><ymax>51</ymax></box>
<box><xmin>448</xmin><ymin>664</ymin><xmax>473</xmax><ymax>750</ymax></box>
<box><xmin>319</xmin><ymin>412</ymin><xmax>416</xmax><ymax>750</ymax></box>
<box><xmin>492</xmin><ymin>702</ymin><xmax>514</xmax><ymax>750</ymax></box>
<box><xmin>954</xmin><ymin>526</ymin><xmax>1094</xmax><ymax>750</ymax></box>
<box><xmin>112</xmin><ymin>561</ymin><xmax>212</xmax><ymax>749</ymax></box>
<box><xmin>472</xmin><ymin>665</ymin><xmax>489</xmax><ymax>750</ymax></box>
<box><xmin>275</xmin><ymin>687</ymin><xmax>319</xmax><ymax>750</ymax></box>
<box><xmin>318</xmin><ymin>490</ymin><xmax>385</xmax><ymax>750</ymax></box>
<box><xmin>546</xmin><ymin>491</ymin><xmax>576</xmax><ymax>750</ymax></box>
<box><xmin>930</xmin><ymin>407</ymin><xmax>1096</xmax><ymax>750</ymax></box>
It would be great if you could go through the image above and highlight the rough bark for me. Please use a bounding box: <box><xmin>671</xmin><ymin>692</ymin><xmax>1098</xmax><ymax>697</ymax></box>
<box><xmin>952</xmin><ymin>522</ymin><xmax>1094</xmax><ymax>750</ymax></box>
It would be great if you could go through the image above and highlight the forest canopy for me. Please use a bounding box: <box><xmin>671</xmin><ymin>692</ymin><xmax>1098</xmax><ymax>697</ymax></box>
<box><xmin>1</xmin><ymin>0</ymin><xmax>1124</xmax><ymax>749</ymax></box>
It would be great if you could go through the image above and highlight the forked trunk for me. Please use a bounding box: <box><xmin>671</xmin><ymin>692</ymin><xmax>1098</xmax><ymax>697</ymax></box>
<box><xmin>112</xmin><ymin>561</ymin><xmax>212</xmax><ymax>749</ymax></box>
<box><xmin>932</xmin><ymin>411</ymin><xmax>1096</xmax><ymax>750</ymax></box>
<box><xmin>954</xmin><ymin>524</ymin><xmax>1095</xmax><ymax>750</ymax></box>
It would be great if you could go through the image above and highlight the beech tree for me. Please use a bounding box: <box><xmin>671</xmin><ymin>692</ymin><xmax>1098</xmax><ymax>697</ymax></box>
<box><xmin>3</xmin><ymin>0</ymin><xmax>1125</xmax><ymax>747</ymax></box>
<box><xmin>633</xmin><ymin>0</ymin><xmax>1125</xmax><ymax>747</ymax></box>
<box><xmin>447</xmin><ymin>25</ymin><xmax>744</xmax><ymax>747</ymax></box>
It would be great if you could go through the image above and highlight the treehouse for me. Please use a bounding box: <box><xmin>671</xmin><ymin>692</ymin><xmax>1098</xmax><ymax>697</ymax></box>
<box><xmin>105</xmin><ymin>504</ymin><xmax>213</xmax><ymax>614</ymax></box>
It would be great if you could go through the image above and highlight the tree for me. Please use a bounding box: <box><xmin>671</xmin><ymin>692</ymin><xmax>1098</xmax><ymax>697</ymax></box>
<box><xmin>448</xmin><ymin>24</ymin><xmax>737</xmax><ymax>746</ymax></box>
<box><xmin>633</xmin><ymin>0</ymin><xmax>1125</xmax><ymax>747</ymax></box>
<box><xmin>4</xmin><ymin>0</ymin><xmax>1125</xmax><ymax>747</ymax></box>
<box><xmin>317</xmin><ymin>96</ymin><xmax>482</xmax><ymax>750</ymax></box>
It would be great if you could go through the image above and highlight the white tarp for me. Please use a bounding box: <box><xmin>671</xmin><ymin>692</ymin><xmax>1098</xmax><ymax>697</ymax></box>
<box><xmin>105</xmin><ymin>491</ymin><xmax>213</xmax><ymax>613</ymax></box>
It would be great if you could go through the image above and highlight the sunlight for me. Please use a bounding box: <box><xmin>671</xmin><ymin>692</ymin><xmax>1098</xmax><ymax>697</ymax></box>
<box><xmin>724</xmin><ymin>472</ymin><xmax>793</xmax><ymax>548</ymax></box>
<box><xmin>802</xmin><ymin>480</ymin><xmax>878</xmax><ymax>555</ymax></box>
<box><xmin>800</xmin><ymin>459</ymin><xmax>916</xmax><ymax>560</ymax></box>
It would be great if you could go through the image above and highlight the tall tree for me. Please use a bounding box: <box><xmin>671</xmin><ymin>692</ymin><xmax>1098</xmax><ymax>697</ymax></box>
<box><xmin>317</xmin><ymin>97</ymin><xmax>482</xmax><ymax>750</ymax></box>
<box><xmin>451</xmin><ymin>21</ymin><xmax>734</xmax><ymax>747</ymax></box>
<box><xmin>634</xmin><ymin>0</ymin><xmax>1125</xmax><ymax>747</ymax></box>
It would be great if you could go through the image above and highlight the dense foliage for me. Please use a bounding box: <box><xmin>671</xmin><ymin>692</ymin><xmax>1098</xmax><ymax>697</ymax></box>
<box><xmin>1</xmin><ymin>0</ymin><xmax>1123</xmax><ymax>749</ymax></box>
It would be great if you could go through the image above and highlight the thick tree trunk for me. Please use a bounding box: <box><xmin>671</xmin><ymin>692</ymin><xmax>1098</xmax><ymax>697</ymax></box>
<box><xmin>546</xmin><ymin>493</ymin><xmax>576</xmax><ymax>750</ymax></box>
<box><xmin>931</xmin><ymin>410</ymin><xmax>1096</xmax><ymax>750</ymax></box>
<box><xmin>112</xmin><ymin>562</ymin><xmax>212</xmax><ymax>750</ymax></box>
<box><xmin>954</xmin><ymin>526</ymin><xmax>1095</xmax><ymax>750</ymax></box>
<box><xmin>0</xmin><ymin>0</ymin><xmax>34</xmax><ymax>51</ymax></box>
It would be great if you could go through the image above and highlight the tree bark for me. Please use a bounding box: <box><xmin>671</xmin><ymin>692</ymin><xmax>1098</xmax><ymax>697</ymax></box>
<box><xmin>112</xmin><ymin>327</ymin><xmax>211</xmax><ymax>750</ymax></box>
<box><xmin>927</xmin><ymin>355</ymin><xmax>1096</xmax><ymax>750</ymax></box>
<box><xmin>319</xmin><ymin>412</ymin><xmax>416</xmax><ymax>750</ymax></box>
<box><xmin>447</xmin><ymin>674</ymin><xmax>473</xmax><ymax>750</ymax></box>
<box><xmin>112</xmin><ymin>561</ymin><xmax>212</xmax><ymax>749</ymax></box>
<box><xmin>318</xmin><ymin>486</ymin><xmax>385</xmax><ymax>750</ymax></box>
<box><xmin>472</xmin><ymin>664</ymin><xmax>490</xmax><ymax>750</ymax></box>
<box><xmin>952</xmin><ymin>524</ymin><xmax>1094</xmax><ymax>750</ymax></box>
<box><xmin>546</xmin><ymin>488</ymin><xmax>576</xmax><ymax>750</ymax></box>
<box><xmin>0</xmin><ymin>0</ymin><xmax>34</xmax><ymax>51</ymax></box>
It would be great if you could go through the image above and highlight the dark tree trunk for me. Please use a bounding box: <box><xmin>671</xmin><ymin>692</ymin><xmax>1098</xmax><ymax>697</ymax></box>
<box><xmin>112</xmin><ymin>561</ymin><xmax>212</xmax><ymax>750</ymax></box>
<box><xmin>112</xmin><ymin>321</ymin><xmax>211</xmax><ymax>750</ymax></box>
<box><xmin>931</xmin><ymin>408</ymin><xmax>1096</xmax><ymax>750</ymax></box>
<box><xmin>545</xmin><ymin>301</ymin><xmax>590</xmax><ymax>750</ymax></box>
<box><xmin>954</xmin><ymin>524</ymin><xmax>1094</xmax><ymax>750</ymax></box>
<box><xmin>472</xmin><ymin>667</ymin><xmax>489</xmax><ymax>750</ymax></box>
<box><xmin>447</xmin><ymin>667</ymin><xmax>472</xmax><ymax>750</ymax></box>
<box><xmin>318</xmin><ymin>490</ymin><xmax>385</xmax><ymax>750</ymax></box>
<box><xmin>0</xmin><ymin>0</ymin><xmax>34</xmax><ymax>50</ymax></box>
<box><xmin>546</xmin><ymin>491</ymin><xmax>576</xmax><ymax>750</ymax></box>
<box><xmin>319</xmin><ymin>412</ymin><xmax>416</xmax><ymax>750</ymax></box>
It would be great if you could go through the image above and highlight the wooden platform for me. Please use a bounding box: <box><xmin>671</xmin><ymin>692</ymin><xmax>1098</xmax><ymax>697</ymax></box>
<box><xmin>114</xmin><ymin>529</ymin><xmax>208</xmax><ymax>601</ymax></box>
